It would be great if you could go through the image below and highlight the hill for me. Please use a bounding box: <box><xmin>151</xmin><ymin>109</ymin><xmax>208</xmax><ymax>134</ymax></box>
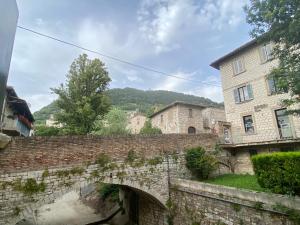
<box><xmin>33</xmin><ymin>87</ymin><xmax>223</xmax><ymax>124</ymax></box>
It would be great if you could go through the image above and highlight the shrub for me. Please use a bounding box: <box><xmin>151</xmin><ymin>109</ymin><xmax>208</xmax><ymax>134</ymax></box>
<box><xmin>98</xmin><ymin>183</ymin><xmax>119</xmax><ymax>202</ymax></box>
<box><xmin>251</xmin><ymin>151</ymin><xmax>300</xmax><ymax>195</ymax></box>
<box><xmin>185</xmin><ymin>147</ymin><xmax>217</xmax><ymax>180</ymax></box>
<box><xmin>139</xmin><ymin>120</ymin><xmax>162</xmax><ymax>135</ymax></box>
<box><xmin>34</xmin><ymin>125</ymin><xmax>61</xmax><ymax>136</ymax></box>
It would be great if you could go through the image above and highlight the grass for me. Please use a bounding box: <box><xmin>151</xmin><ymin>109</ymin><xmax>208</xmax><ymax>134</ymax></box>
<box><xmin>205</xmin><ymin>174</ymin><xmax>268</xmax><ymax>192</ymax></box>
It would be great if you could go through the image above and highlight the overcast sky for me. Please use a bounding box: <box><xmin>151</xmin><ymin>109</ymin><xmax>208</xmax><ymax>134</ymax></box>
<box><xmin>8</xmin><ymin>0</ymin><xmax>251</xmax><ymax>112</ymax></box>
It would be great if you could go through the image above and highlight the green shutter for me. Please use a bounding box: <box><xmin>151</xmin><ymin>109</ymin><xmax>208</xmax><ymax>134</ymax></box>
<box><xmin>247</xmin><ymin>84</ymin><xmax>254</xmax><ymax>99</ymax></box>
<box><xmin>234</xmin><ymin>89</ymin><xmax>240</xmax><ymax>103</ymax></box>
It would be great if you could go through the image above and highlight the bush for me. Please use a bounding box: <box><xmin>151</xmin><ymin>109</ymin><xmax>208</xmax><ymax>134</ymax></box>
<box><xmin>139</xmin><ymin>120</ymin><xmax>162</xmax><ymax>135</ymax></box>
<box><xmin>251</xmin><ymin>151</ymin><xmax>300</xmax><ymax>195</ymax></box>
<box><xmin>185</xmin><ymin>147</ymin><xmax>217</xmax><ymax>180</ymax></box>
<box><xmin>34</xmin><ymin>125</ymin><xmax>61</xmax><ymax>136</ymax></box>
<box><xmin>98</xmin><ymin>183</ymin><xmax>119</xmax><ymax>202</ymax></box>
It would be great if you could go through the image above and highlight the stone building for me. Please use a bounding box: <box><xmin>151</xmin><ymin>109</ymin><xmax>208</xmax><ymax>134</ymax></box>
<box><xmin>127</xmin><ymin>112</ymin><xmax>147</xmax><ymax>134</ymax></box>
<box><xmin>149</xmin><ymin>101</ymin><xmax>225</xmax><ymax>134</ymax></box>
<box><xmin>45</xmin><ymin>114</ymin><xmax>63</xmax><ymax>128</ymax></box>
<box><xmin>211</xmin><ymin>39</ymin><xmax>300</xmax><ymax>173</ymax></box>
<box><xmin>1</xmin><ymin>86</ymin><xmax>34</xmax><ymax>137</ymax></box>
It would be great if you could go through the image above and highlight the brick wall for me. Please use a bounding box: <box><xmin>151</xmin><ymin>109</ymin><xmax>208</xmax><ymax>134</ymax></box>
<box><xmin>0</xmin><ymin>134</ymin><xmax>218</xmax><ymax>173</ymax></box>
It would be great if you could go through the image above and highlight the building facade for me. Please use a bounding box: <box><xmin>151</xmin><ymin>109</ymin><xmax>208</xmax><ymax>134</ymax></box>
<box><xmin>127</xmin><ymin>112</ymin><xmax>147</xmax><ymax>134</ymax></box>
<box><xmin>150</xmin><ymin>102</ymin><xmax>225</xmax><ymax>134</ymax></box>
<box><xmin>1</xmin><ymin>87</ymin><xmax>34</xmax><ymax>137</ymax></box>
<box><xmin>211</xmin><ymin>40</ymin><xmax>300</xmax><ymax>173</ymax></box>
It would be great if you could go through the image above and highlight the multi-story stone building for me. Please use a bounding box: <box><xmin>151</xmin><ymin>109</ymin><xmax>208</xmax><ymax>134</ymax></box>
<box><xmin>211</xmin><ymin>39</ymin><xmax>300</xmax><ymax>173</ymax></box>
<box><xmin>150</xmin><ymin>101</ymin><xmax>225</xmax><ymax>134</ymax></box>
<box><xmin>127</xmin><ymin>112</ymin><xmax>147</xmax><ymax>134</ymax></box>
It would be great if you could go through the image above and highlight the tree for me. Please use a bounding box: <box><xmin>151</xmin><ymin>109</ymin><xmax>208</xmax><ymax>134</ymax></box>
<box><xmin>92</xmin><ymin>108</ymin><xmax>130</xmax><ymax>135</ymax></box>
<box><xmin>52</xmin><ymin>54</ymin><xmax>111</xmax><ymax>134</ymax></box>
<box><xmin>245</xmin><ymin>0</ymin><xmax>300</xmax><ymax>114</ymax></box>
<box><xmin>139</xmin><ymin>120</ymin><xmax>162</xmax><ymax>135</ymax></box>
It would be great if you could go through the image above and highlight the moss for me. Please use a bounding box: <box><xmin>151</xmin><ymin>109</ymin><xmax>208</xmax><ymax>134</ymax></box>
<box><xmin>116</xmin><ymin>171</ymin><xmax>127</xmax><ymax>183</ymax></box>
<box><xmin>13</xmin><ymin>178</ymin><xmax>46</xmax><ymax>196</ymax></box>
<box><xmin>13</xmin><ymin>207</ymin><xmax>21</xmax><ymax>216</ymax></box>
<box><xmin>95</xmin><ymin>153</ymin><xmax>111</xmax><ymax>167</ymax></box>
<box><xmin>70</xmin><ymin>167</ymin><xmax>85</xmax><ymax>176</ymax></box>
<box><xmin>232</xmin><ymin>203</ymin><xmax>241</xmax><ymax>212</ymax></box>
<box><xmin>126</xmin><ymin>150</ymin><xmax>138</xmax><ymax>163</ymax></box>
<box><xmin>42</xmin><ymin>169</ymin><xmax>49</xmax><ymax>179</ymax></box>
<box><xmin>273</xmin><ymin>203</ymin><xmax>300</xmax><ymax>224</ymax></box>
<box><xmin>253</xmin><ymin>201</ymin><xmax>264</xmax><ymax>210</ymax></box>
<box><xmin>147</xmin><ymin>156</ymin><xmax>163</xmax><ymax>166</ymax></box>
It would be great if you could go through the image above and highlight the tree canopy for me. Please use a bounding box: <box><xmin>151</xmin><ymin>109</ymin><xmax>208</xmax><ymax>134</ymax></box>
<box><xmin>139</xmin><ymin>120</ymin><xmax>162</xmax><ymax>135</ymax></box>
<box><xmin>92</xmin><ymin>108</ymin><xmax>130</xmax><ymax>135</ymax></box>
<box><xmin>245</xmin><ymin>0</ymin><xmax>300</xmax><ymax>114</ymax></box>
<box><xmin>52</xmin><ymin>54</ymin><xmax>111</xmax><ymax>134</ymax></box>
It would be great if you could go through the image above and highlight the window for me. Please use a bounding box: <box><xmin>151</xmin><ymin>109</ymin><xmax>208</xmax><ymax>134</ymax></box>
<box><xmin>243</xmin><ymin>115</ymin><xmax>255</xmax><ymax>134</ymax></box>
<box><xmin>233</xmin><ymin>84</ymin><xmax>253</xmax><ymax>103</ymax></box>
<box><xmin>232</xmin><ymin>58</ymin><xmax>245</xmax><ymax>75</ymax></box>
<box><xmin>188</xmin><ymin>109</ymin><xmax>193</xmax><ymax>118</ymax></box>
<box><xmin>267</xmin><ymin>76</ymin><xmax>288</xmax><ymax>95</ymax></box>
<box><xmin>188</xmin><ymin>127</ymin><xmax>196</xmax><ymax>134</ymax></box>
<box><xmin>260</xmin><ymin>43</ymin><xmax>273</xmax><ymax>63</ymax></box>
<box><xmin>160</xmin><ymin>115</ymin><xmax>163</xmax><ymax>123</ymax></box>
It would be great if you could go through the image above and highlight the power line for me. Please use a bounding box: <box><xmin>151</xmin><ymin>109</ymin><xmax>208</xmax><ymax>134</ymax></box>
<box><xmin>17</xmin><ymin>25</ymin><xmax>221</xmax><ymax>87</ymax></box>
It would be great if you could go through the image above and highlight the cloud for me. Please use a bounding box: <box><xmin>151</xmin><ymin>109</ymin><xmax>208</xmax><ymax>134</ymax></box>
<box><xmin>138</xmin><ymin>0</ymin><xmax>247</xmax><ymax>53</ymax></box>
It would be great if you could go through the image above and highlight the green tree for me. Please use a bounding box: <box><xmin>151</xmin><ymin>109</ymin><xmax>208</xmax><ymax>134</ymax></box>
<box><xmin>139</xmin><ymin>120</ymin><xmax>162</xmax><ymax>135</ymax></box>
<box><xmin>245</xmin><ymin>0</ymin><xmax>300</xmax><ymax>114</ymax></box>
<box><xmin>34</xmin><ymin>125</ymin><xmax>61</xmax><ymax>136</ymax></box>
<box><xmin>92</xmin><ymin>108</ymin><xmax>129</xmax><ymax>135</ymax></box>
<box><xmin>52</xmin><ymin>54</ymin><xmax>111</xmax><ymax>134</ymax></box>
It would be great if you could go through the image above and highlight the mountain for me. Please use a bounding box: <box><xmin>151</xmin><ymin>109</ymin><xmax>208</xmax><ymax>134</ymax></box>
<box><xmin>33</xmin><ymin>87</ymin><xmax>223</xmax><ymax>124</ymax></box>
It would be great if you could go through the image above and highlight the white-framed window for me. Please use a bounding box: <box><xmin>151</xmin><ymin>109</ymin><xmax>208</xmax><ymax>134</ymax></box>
<box><xmin>233</xmin><ymin>84</ymin><xmax>254</xmax><ymax>103</ymax></box>
<box><xmin>232</xmin><ymin>58</ymin><xmax>245</xmax><ymax>75</ymax></box>
<box><xmin>243</xmin><ymin>115</ymin><xmax>255</xmax><ymax>134</ymax></box>
<box><xmin>260</xmin><ymin>43</ymin><xmax>273</xmax><ymax>63</ymax></box>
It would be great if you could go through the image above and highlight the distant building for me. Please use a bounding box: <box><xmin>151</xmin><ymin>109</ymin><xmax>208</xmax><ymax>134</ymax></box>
<box><xmin>46</xmin><ymin>114</ymin><xmax>63</xmax><ymax>128</ymax></box>
<box><xmin>127</xmin><ymin>112</ymin><xmax>147</xmax><ymax>134</ymax></box>
<box><xmin>1</xmin><ymin>87</ymin><xmax>34</xmax><ymax>137</ymax></box>
<box><xmin>149</xmin><ymin>101</ymin><xmax>226</xmax><ymax>134</ymax></box>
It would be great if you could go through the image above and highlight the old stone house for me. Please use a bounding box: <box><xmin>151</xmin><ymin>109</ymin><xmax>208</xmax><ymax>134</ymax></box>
<box><xmin>127</xmin><ymin>112</ymin><xmax>147</xmax><ymax>134</ymax></box>
<box><xmin>149</xmin><ymin>101</ymin><xmax>225</xmax><ymax>134</ymax></box>
<box><xmin>211</xmin><ymin>39</ymin><xmax>300</xmax><ymax>173</ymax></box>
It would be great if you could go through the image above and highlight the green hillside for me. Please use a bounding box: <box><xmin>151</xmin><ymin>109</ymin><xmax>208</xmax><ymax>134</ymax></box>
<box><xmin>33</xmin><ymin>87</ymin><xmax>223</xmax><ymax>124</ymax></box>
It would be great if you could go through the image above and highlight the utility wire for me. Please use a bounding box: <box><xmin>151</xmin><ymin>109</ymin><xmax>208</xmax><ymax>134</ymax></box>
<box><xmin>17</xmin><ymin>25</ymin><xmax>221</xmax><ymax>87</ymax></box>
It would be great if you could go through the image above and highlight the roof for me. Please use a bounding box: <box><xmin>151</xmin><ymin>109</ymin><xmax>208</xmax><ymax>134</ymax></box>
<box><xmin>149</xmin><ymin>101</ymin><xmax>206</xmax><ymax>118</ymax></box>
<box><xmin>210</xmin><ymin>39</ymin><xmax>257</xmax><ymax>70</ymax></box>
<box><xmin>6</xmin><ymin>86</ymin><xmax>34</xmax><ymax>122</ymax></box>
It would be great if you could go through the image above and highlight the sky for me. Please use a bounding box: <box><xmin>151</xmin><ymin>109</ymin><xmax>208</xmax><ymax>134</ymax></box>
<box><xmin>8</xmin><ymin>0</ymin><xmax>251</xmax><ymax>112</ymax></box>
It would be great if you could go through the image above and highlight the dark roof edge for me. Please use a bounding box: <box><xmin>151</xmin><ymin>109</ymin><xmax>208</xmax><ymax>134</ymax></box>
<box><xmin>149</xmin><ymin>101</ymin><xmax>206</xmax><ymax>118</ymax></box>
<box><xmin>210</xmin><ymin>39</ymin><xmax>257</xmax><ymax>70</ymax></box>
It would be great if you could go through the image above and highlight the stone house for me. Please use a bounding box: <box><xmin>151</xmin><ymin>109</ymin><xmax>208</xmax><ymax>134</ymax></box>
<box><xmin>127</xmin><ymin>112</ymin><xmax>147</xmax><ymax>134</ymax></box>
<box><xmin>1</xmin><ymin>86</ymin><xmax>34</xmax><ymax>137</ymax></box>
<box><xmin>149</xmin><ymin>101</ymin><xmax>225</xmax><ymax>134</ymax></box>
<box><xmin>211</xmin><ymin>39</ymin><xmax>300</xmax><ymax>173</ymax></box>
<box><xmin>45</xmin><ymin>114</ymin><xmax>63</xmax><ymax>128</ymax></box>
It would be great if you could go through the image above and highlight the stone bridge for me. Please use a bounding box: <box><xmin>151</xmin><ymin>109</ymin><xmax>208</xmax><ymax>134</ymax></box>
<box><xmin>0</xmin><ymin>134</ymin><xmax>219</xmax><ymax>225</ymax></box>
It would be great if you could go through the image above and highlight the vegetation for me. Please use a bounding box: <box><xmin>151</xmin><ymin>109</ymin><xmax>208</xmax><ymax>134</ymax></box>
<box><xmin>51</xmin><ymin>54</ymin><xmax>111</xmax><ymax>134</ymax></box>
<box><xmin>139</xmin><ymin>120</ymin><xmax>162</xmax><ymax>135</ymax></box>
<box><xmin>273</xmin><ymin>203</ymin><xmax>300</xmax><ymax>224</ymax></box>
<box><xmin>98</xmin><ymin>183</ymin><xmax>119</xmax><ymax>202</ymax></box>
<box><xmin>33</xmin><ymin>87</ymin><xmax>224</xmax><ymax>124</ymax></box>
<box><xmin>92</xmin><ymin>108</ymin><xmax>130</xmax><ymax>135</ymax></box>
<box><xmin>245</xmin><ymin>0</ymin><xmax>300</xmax><ymax>114</ymax></box>
<box><xmin>251</xmin><ymin>151</ymin><xmax>300</xmax><ymax>195</ymax></box>
<box><xmin>185</xmin><ymin>147</ymin><xmax>217</xmax><ymax>180</ymax></box>
<box><xmin>34</xmin><ymin>125</ymin><xmax>61</xmax><ymax>136</ymax></box>
<box><xmin>205</xmin><ymin>174</ymin><xmax>266</xmax><ymax>192</ymax></box>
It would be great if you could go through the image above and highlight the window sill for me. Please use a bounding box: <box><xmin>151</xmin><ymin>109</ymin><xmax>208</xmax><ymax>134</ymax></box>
<box><xmin>244</xmin><ymin>132</ymin><xmax>257</xmax><ymax>136</ymax></box>
<box><xmin>233</xmin><ymin>70</ymin><xmax>246</xmax><ymax>76</ymax></box>
<box><xmin>235</xmin><ymin>99</ymin><xmax>253</xmax><ymax>105</ymax></box>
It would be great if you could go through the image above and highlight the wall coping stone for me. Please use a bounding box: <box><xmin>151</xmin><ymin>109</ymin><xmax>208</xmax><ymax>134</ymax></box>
<box><xmin>171</xmin><ymin>178</ymin><xmax>300</xmax><ymax>210</ymax></box>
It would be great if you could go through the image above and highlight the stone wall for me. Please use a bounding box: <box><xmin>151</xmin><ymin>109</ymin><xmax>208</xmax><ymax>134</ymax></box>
<box><xmin>170</xmin><ymin>179</ymin><xmax>300</xmax><ymax>225</ymax></box>
<box><xmin>0</xmin><ymin>133</ymin><xmax>217</xmax><ymax>173</ymax></box>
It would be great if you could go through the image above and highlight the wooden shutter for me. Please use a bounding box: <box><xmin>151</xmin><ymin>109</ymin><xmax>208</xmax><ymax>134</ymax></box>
<box><xmin>246</xmin><ymin>84</ymin><xmax>254</xmax><ymax>99</ymax></box>
<box><xmin>259</xmin><ymin>46</ymin><xmax>267</xmax><ymax>63</ymax></box>
<box><xmin>234</xmin><ymin>89</ymin><xmax>240</xmax><ymax>103</ymax></box>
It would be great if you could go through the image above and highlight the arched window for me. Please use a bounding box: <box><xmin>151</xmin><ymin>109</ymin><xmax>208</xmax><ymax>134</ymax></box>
<box><xmin>188</xmin><ymin>126</ymin><xmax>196</xmax><ymax>134</ymax></box>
